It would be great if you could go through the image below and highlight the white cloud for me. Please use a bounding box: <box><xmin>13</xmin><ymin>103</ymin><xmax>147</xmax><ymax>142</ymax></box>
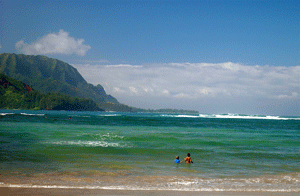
<box><xmin>15</xmin><ymin>30</ymin><xmax>91</xmax><ymax>56</ymax></box>
<box><xmin>162</xmin><ymin>89</ymin><xmax>169</xmax><ymax>93</ymax></box>
<box><xmin>73</xmin><ymin>63</ymin><xmax>300</xmax><ymax>115</ymax></box>
<box><xmin>274</xmin><ymin>92</ymin><xmax>299</xmax><ymax>99</ymax></box>
<box><xmin>113</xmin><ymin>87</ymin><xmax>125</xmax><ymax>93</ymax></box>
<box><xmin>129</xmin><ymin>86</ymin><xmax>138</xmax><ymax>94</ymax></box>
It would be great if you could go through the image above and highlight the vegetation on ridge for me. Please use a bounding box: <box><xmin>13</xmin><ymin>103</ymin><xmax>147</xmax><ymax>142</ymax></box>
<box><xmin>0</xmin><ymin>53</ymin><xmax>118</xmax><ymax>107</ymax></box>
<box><xmin>0</xmin><ymin>73</ymin><xmax>103</xmax><ymax>111</ymax></box>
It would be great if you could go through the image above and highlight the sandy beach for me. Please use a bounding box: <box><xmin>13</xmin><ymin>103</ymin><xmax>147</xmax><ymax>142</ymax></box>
<box><xmin>1</xmin><ymin>187</ymin><xmax>299</xmax><ymax>196</ymax></box>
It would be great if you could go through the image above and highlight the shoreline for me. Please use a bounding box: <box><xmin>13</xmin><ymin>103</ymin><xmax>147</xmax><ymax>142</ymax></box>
<box><xmin>1</xmin><ymin>187</ymin><xmax>299</xmax><ymax>196</ymax></box>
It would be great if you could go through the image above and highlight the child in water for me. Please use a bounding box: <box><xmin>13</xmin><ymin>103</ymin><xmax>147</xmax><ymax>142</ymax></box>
<box><xmin>174</xmin><ymin>156</ymin><xmax>182</xmax><ymax>163</ymax></box>
<box><xmin>184</xmin><ymin>153</ymin><xmax>193</xmax><ymax>163</ymax></box>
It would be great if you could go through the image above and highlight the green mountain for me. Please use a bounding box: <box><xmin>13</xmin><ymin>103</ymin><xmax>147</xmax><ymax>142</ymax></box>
<box><xmin>0</xmin><ymin>53</ymin><xmax>120</xmax><ymax>110</ymax></box>
<box><xmin>0</xmin><ymin>53</ymin><xmax>199</xmax><ymax>113</ymax></box>
<box><xmin>0</xmin><ymin>73</ymin><xmax>103</xmax><ymax>111</ymax></box>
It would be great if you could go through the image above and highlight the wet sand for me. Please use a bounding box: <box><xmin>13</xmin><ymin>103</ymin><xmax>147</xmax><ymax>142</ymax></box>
<box><xmin>1</xmin><ymin>187</ymin><xmax>299</xmax><ymax>196</ymax></box>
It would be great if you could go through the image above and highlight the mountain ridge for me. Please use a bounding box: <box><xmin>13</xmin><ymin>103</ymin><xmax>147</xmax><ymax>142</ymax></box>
<box><xmin>0</xmin><ymin>53</ymin><xmax>199</xmax><ymax>113</ymax></box>
<box><xmin>0</xmin><ymin>53</ymin><xmax>120</xmax><ymax>110</ymax></box>
<box><xmin>0</xmin><ymin>72</ymin><xmax>103</xmax><ymax>111</ymax></box>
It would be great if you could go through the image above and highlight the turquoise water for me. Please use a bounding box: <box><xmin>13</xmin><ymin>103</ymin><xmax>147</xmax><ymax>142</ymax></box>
<box><xmin>0</xmin><ymin>110</ymin><xmax>299</xmax><ymax>192</ymax></box>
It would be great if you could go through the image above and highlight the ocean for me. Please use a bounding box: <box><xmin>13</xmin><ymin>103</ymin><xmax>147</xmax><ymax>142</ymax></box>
<box><xmin>0</xmin><ymin>109</ymin><xmax>299</xmax><ymax>192</ymax></box>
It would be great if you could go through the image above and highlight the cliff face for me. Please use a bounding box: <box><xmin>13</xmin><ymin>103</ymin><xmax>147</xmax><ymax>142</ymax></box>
<box><xmin>0</xmin><ymin>53</ymin><xmax>118</xmax><ymax>105</ymax></box>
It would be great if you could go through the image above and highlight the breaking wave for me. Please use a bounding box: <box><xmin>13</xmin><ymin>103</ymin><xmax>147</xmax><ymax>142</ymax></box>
<box><xmin>1</xmin><ymin>173</ymin><xmax>299</xmax><ymax>192</ymax></box>
<box><xmin>46</xmin><ymin>140</ymin><xmax>129</xmax><ymax>148</ymax></box>
<box><xmin>161</xmin><ymin>113</ymin><xmax>300</xmax><ymax>120</ymax></box>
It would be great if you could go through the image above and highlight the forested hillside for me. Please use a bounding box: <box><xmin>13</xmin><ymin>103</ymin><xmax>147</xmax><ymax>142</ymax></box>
<box><xmin>0</xmin><ymin>73</ymin><xmax>103</xmax><ymax>111</ymax></box>
<box><xmin>0</xmin><ymin>53</ymin><xmax>118</xmax><ymax>107</ymax></box>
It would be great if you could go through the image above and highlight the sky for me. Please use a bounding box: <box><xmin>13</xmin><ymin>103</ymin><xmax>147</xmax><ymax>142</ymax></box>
<box><xmin>1</xmin><ymin>0</ymin><xmax>299</xmax><ymax>115</ymax></box>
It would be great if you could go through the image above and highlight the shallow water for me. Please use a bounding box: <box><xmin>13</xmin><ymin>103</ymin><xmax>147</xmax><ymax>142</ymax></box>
<box><xmin>0</xmin><ymin>110</ymin><xmax>299</xmax><ymax>192</ymax></box>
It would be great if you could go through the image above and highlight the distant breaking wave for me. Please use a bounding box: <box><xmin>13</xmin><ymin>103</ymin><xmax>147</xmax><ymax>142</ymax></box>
<box><xmin>20</xmin><ymin>113</ymin><xmax>45</xmax><ymax>116</ymax></box>
<box><xmin>46</xmin><ymin>140</ymin><xmax>129</xmax><ymax>148</ymax></box>
<box><xmin>97</xmin><ymin>114</ymin><xmax>121</xmax><ymax>117</ymax></box>
<box><xmin>1</xmin><ymin>111</ymin><xmax>299</xmax><ymax>120</ymax></box>
<box><xmin>161</xmin><ymin>113</ymin><xmax>300</xmax><ymax>120</ymax></box>
<box><xmin>0</xmin><ymin>112</ymin><xmax>45</xmax><ymax>116</ymax></box>
<box><xmin>0</xmin><ymin>113</ymin><xmax>14</xmax><ymax>116</ymax></box>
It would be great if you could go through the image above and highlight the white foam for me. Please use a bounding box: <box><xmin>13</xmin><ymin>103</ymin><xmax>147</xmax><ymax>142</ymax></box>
<box><xmin>0</xmin><ymin>183</ymin><xmax>104</xmax><ymax>189</ymax></box>
<box><xmin>20</xmin><ymin>113</ymin><xmax>45</xmax><ymax>116</ymax></box>
<box><xmin>81</xmin><ymin>133</ymin><xmax>125</xmax><ymax>140</ymax></box>
<box><xmin>47</xmin><ymin>140</ymin><xmax>129</xmax><ymax>148</ymax></box>
<box><xmin>161</xmin><ymin>113</ymin><xmax>300</xmax><ymax>120</ymax></box>
<box><xmin>98</xmin><ymin>114</ymin><xmax>120</xmax><ymax>117</ymax></box>
<box><xmin>213</xmin><ymin>114</ymin><xmax>286</xmax><ymax>120</ymax></box>
<box><xmin>101</xmin><ymin>133</ymin><xmax>124</xmax><ymax>139</ymax></box>
<box><xmin>1</xmin><ymin>183</ymin><xmax>298</xmax><ymax>192</ymax></box>
<box><xmin>161</xmin><ymin>114</ymin><xmax>199</xmax><ymax>118</ymax></box>
<box><xmin>0</xmin><ymin>113</ymin><xmax>14</xmax><ymax>116</ymax></box>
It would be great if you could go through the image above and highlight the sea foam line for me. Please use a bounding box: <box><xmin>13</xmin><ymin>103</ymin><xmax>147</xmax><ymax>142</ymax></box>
<box><xmin>48</xmin><ymin>140</ymin><xmax>120</xmax><ymax>147</ymax></box>
<box><xmin>20</xmin><ymin>113</ymin><xmax>45</xmax><ymax>116</ymax></box>
<box><xmin>162</xmin><ymin>114</ymin><xmax>300</xmax><ymax>120</ymax></box>
<box><xmin>0</xmin><ymin>113</ymin><xmax>14</xmax><ymax>116</ymax></box>
<box><xmin>0</xmin><ymin>183</ymin><xmax>299</xmax><ymax>192</ymax></box>
<box><xmin>98</xmin><ymin>114</ymin><xmax>121</xmax><ymax>117</ymax></box>
<box><xmin>0</xmin><ymin>112</ymin><xmax>45</xmax><ymax>116</ymax></box>
<box><xmin>45</xmin><ymin>140</ymin><xmax>131</xmax><ymax>148</ymax></box>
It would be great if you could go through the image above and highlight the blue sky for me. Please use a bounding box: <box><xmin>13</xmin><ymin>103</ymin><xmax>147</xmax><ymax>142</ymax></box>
<box><xmin>1</xmin><ymin>0</ymin><xmax>299</xmax><ymax>115</ymax></box>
